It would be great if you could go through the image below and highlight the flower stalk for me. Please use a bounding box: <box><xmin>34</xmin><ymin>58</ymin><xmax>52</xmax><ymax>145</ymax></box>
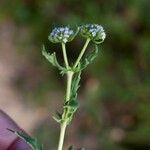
<box><xmin>73</xmin><ymin>38</ymin><xmax>90</xmax><ymax>69</ymax></box>
<box><xmin>62</xmin><ymin>43</ymin><xmax>69</xmax><ymax>69</ymax></box>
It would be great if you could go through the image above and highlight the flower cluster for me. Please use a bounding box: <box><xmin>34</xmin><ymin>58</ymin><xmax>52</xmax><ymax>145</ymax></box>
<box><xmin>48</xmin><ymin>24</ymin><xmax>106</xmax><ymax>45</ymax></box>
<box><xmin>80</xmin><ymin>24</ymin><xmax>106</xmax><ymax>44</ymax></box>
<box><xmin>48</xmin><ymin>26</ymin><xmax>75</xmax><ymax>43</ymax></box>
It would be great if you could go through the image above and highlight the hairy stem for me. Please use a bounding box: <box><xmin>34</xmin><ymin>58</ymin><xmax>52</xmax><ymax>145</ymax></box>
<box><xmin>73</xmin><ymin>38</ymin><xmax>90</xmax><ymax>69</ymax></box>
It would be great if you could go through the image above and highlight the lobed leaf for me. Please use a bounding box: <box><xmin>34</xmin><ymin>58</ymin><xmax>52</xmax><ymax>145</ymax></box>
<box><xmin>80</xmin><ymin>44</ymin><xmax>99</xmax><ymax>70</ymax></box>
<box><xmin>7</xmin><ymin>129</ymin><xmax>43</xmax><ymax>150</ymax></box>
<box><xmin>42</xmin><ymin>45</ymin><xmax>65</xmax><ymax>71</ymax></box>
<box><xmin>70</xmin><ymin>71</ymin><xmax>81</xmax><ymax>100</ymax></box>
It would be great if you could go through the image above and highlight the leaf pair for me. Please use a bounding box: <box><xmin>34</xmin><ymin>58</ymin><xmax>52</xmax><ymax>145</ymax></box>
<box><xmin>53</xmin><ymin>99</ymin><xmax>79</xmax><ymax>124</ymax></box>
<box><xmin>42</xmin><ymin>44</ymin><xmax>99</xmax><ymax>74</ymax></box>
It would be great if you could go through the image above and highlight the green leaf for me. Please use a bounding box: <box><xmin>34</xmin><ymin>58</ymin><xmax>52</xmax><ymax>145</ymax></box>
<box><xmin>62</xmin><ymin>99</ymin><xmax>79</xmax><ymax>124</ymax></box>
<box><xmin>70</xmin><ymin>71</ymin><xmax>81</xmax><ymax>100</ymax></box>
<box><xmin>7</xmin><ymin>129</ymin><xmax>43</xmax><ymax>150</ymax></box>
<box><xmin>64</xmin><ymin>100</ymin><xmax>79</xmax><ymax>111</ymax></box>
<box><xmin>42</xmin><ymin>45</ymin><xmax>65</xmax><ymax>71</ymax></box>
<box><xmin>80</xmin><ymin>44</ymin><xmax>99</xmax><ymax>70</ymax></box>
<box><xmin>52</xmin><ymin>111</ymin><xmax>62</xmax><ymax>123</ymax></box>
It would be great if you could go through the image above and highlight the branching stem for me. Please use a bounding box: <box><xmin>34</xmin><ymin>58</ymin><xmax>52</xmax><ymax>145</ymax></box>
<box><xmin>58</xmin><ymin>39</ymin><xmax>90</xmax><ymax>150</ymax></box>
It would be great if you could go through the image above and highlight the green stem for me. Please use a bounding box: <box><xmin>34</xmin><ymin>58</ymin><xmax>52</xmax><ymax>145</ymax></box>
<box><xmin>57</xmin><ymin>72</ymin><xmax>73</xmax><ymax>150</ymax></box>
<box><xmin>73</xmin><ymin>38</ymin><xmax>90</xmax><ymax>69</ymax></box>
<box><xmin>58</xmin><ymin>44</ymin><xmax>74</xmax><ymax>150</ymax></box>
<box><xmin>58</xmin><ymin>38</ymin><xmax>90</xmax><ymax>150</ymax></box>
<box><xmin>62</xmin><ymin>43</ymin><xmax>69</xmax><ymax>69</ymax></box>
<box><xmin>58</xmin><ymin>122</ymin><xmax>67</xmax><ymax>150</ymax></box>
<box><xmin>66</xmin><ymin>71</ymin><xmax>74</xmax><ymax>102</ymax></box>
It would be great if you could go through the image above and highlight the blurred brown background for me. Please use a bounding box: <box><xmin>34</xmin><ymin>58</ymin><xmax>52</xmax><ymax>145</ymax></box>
<box><xmin>0</xmin><ymin>0</ymin><xmax>150</xmax><ymax>149</ymax></box>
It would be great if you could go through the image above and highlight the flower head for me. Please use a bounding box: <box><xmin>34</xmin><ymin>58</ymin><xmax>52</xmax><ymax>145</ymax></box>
<box><xmin>80</xmin><ymin>24</ymin><xmax>106</xmax><ymax>44</ymax></box>
<box><xmin>48</xmin><ymin>26</ymin><xmax>76</xmax><ymax>43</ymax></box>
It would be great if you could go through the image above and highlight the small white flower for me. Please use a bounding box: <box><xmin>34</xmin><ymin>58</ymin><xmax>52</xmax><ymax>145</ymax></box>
<box><xmin>92</xmin><ymin>31</ymin><xmax>96</xmax><ymax>37</ymax></box>
<box><xmin>101</xmin><ymin>32</ymin><xmax>106</xmax><ymax>41</ymax></box>
<box><xmin>60</xmin><ymin>28</ymin><xmax>64</xmax><ymax>32</ymax></box>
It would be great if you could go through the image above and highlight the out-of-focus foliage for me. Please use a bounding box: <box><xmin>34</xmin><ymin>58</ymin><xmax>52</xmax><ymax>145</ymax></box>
<box><xmin>0</xmin><ymin>0</ymin><xmax>150</xmax><ymax>149</ymax></box>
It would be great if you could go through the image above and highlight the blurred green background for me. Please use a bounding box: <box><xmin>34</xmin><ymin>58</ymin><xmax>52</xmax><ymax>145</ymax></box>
<box><xmin>0</xmin><ymin>0</ymin><xmax>150</xmax><ymax>150</ymax></box>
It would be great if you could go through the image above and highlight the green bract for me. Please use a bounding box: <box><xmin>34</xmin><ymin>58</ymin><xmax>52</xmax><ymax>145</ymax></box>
<box><xmin>48</xmin><ymin>26</ymin><xmax>77</xmax><ymax>43</ymax></box>
<box><xmin>80</xmin><ymin>24</ymin><xmax>106</xmax><ymax>44</ymax></box>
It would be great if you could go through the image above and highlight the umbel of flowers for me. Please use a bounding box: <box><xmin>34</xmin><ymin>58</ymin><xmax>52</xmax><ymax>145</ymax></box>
<box><xmin>49</xmin><ymin>24</ymin><xmax>106</xmax><ymax>44</ymax></box>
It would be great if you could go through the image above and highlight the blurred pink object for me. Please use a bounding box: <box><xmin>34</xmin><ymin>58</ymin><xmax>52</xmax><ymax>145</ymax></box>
<box><xmin>0</xmin><ymin>110</ymin><xmax>31</xmax><ymax>150</ymax></box>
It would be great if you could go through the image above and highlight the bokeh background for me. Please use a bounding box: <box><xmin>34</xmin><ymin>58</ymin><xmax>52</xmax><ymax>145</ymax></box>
<box><xmin>0</xmin><ymin>0</ymin><xmax>150</xmax><ymax>149</ymax></box>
